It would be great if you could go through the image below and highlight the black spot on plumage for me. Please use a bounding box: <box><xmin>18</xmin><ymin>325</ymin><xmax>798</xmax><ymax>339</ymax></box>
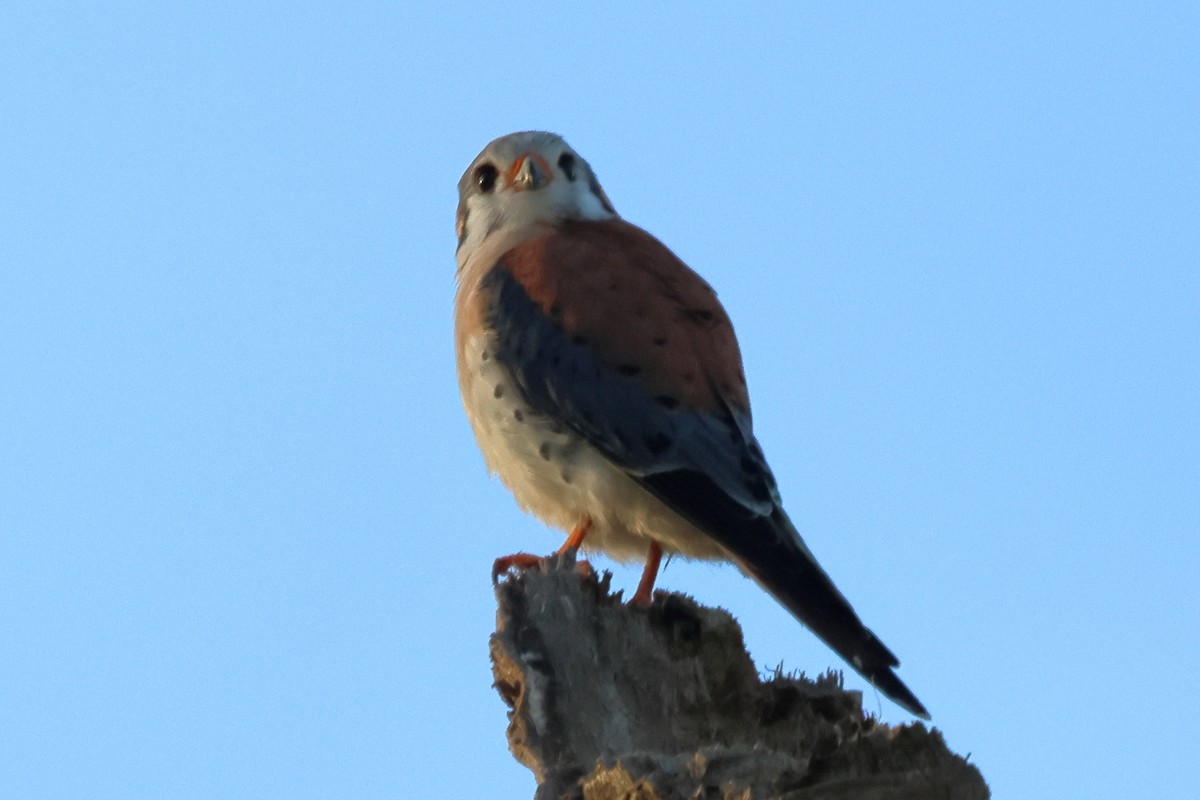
<box><xmin>538</xmin><ymin>442</ymin><xmax>552</xmax><ymax>461</ymax></box>
<box><xmin>749</xmin><ymin>480</ymin><xmax>773</xmax><ymax>503</ymax></box>
<box><xmin>513</xmin><ymin>409</ymin><xmax>524</xmax><ymax>422</ymax></box>
<box><xmin>480</xmin><ymin>350</ymin><xmax>490</xmax><ymax>362</ymax></box>
<box><xmin>482</xmin><ymin>265</ymin><xmax>771</xmax><ymax>514</ymax></box>
<box><xmin>612</xmin><ymin>428</ymin><xmax>629</xmax><ymax>449</ymax></box>
<box><xmin>685</xmin><ymin>308</ymin><xmax>716</xmax><ymax>326</ymax></box>
<box><xmin>493</xmin><ymin>384</ymin><xmax>504</xmax><ymax>399</ymax></box>
<box><xmin>617</xmin><ymin>364</ymin><xmax>641</xmax><ymax>377</ymax></box>
<box><xmin>557</xmin><ymin>152</ymin><xmax>577</xmax><ymax>181</ymax></box>
<box><xmin>549</xmin><ymin>304</ymin><xmax>561</xmax><ymax>317</ymax></box>
<box><xmin>652</xmin><ymin>336</ymin><xmax>668</xmax><ymax>347</ymax></box>
<box><xmin>644</xmin><ymin>433</ymin><xmax>673</xmax><ymax>456</ymax></box>
<box><xmin>478</xmin><ymin>270</ymin><xmax>938</xmax><ymax>714</ymax></box>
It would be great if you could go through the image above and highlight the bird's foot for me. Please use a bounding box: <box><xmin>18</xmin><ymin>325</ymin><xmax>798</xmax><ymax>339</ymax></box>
<box><xmin>491</xmin><ymin>550</ymin><xmax>593</xmax><ymax>583</ymax></box>
<box><xmin>627</xmin><ymin>541</ymin><xmax>664</xmax><ymax>607</ymax></box>
<box><xmin>628</xmin><ymin>585</ymin><xmax>657</xmax><ymax>607</ymax></box>
<box><xmin>491</xmin><ymin>552</ymin><xmax>542</xmax><ymax>582</ymax></box>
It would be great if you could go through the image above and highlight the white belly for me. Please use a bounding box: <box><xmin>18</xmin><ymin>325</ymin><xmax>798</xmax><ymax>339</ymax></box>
<box><xmin>459</xmin><ymin>333</ymin><xmax>727</xmax><ymax>563</ymax></box>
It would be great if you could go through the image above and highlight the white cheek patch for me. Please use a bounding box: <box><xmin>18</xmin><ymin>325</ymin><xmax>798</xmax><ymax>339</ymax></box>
<box><xmin>458</xmin><ymin>198</ymin><xmax>504</xmax><ymax>264</ymax></box>
<box><xmin>457</xmin><ymin>178</ymin><xmax>617</xmax><ymax>271</ymax></box>
<box><xmin>572</xmin><ymin>186</ymin><xmax>617</xmax><ymax>221</ymax></box>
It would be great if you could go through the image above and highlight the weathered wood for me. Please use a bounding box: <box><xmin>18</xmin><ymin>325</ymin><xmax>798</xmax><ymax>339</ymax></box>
<box><xmin>490</xmin><ymin>555</ymin><xmax>988</xmax><ymax>799</ymax></box>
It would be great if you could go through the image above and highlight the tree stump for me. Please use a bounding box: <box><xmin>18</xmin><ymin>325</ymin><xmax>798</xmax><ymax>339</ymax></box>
<box><xmin>490</xmin><ymin>555</ymin><xmax>988</xmax><ymax>799</ymax></box>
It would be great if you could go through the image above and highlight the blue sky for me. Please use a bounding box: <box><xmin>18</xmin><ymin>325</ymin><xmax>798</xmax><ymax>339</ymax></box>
<box><xmin>1</xmin><ymin>2</ymin><xmax>1196</xmax><ymax>797</ymax></box>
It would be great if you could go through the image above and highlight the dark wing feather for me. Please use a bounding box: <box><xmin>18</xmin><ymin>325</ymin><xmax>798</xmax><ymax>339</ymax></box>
<box><xmin>640</xmin><ymin>467</ymin><xmax>929</xmax><ymax>719</ymax></box>
<box><xmin>483</xmin><ymin>263</ymin><xmax>775</xmax><ymax>515</ymax></box>
<box><xmin>483</xmin><ymin>257</ymin><xmax>930</xmax><ymax>720</ymax></box>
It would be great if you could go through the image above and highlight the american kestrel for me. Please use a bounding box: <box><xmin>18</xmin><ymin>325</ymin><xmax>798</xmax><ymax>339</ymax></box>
<box><xmin>454</xmin><ymin>131</ymin><xmax>929</xmax><ymax>719</ymax></box>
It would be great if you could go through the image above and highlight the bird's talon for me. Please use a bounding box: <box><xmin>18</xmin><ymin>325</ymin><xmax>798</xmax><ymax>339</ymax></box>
<box><xmin>491</xmin><ymin>552</ymin><xmax>544</xmax><ymax>583</ymax></box>
<box><xmin>628</xmin><ymin>587</ymin><xmax>657</xmax><ymax>608</ymax></box>
<box><xmin>460</xmin><ymin>132</ymin><xmax>929</xmax><ymax>719</ymax></box>
<box><xmin>491</xmin><ymin>548</ymin><xmax>595</xmax><ymax>588</ymax></box>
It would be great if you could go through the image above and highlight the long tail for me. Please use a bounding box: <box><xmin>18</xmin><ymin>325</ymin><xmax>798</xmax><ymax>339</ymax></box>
<box><xmin>731</xmin><ymin>509</ymin><xmax>929</xmax><ymax>719</ymax></box>
<box><xmin>637</xmin><ymin>470</ymin><xmax>929</xmax><ymax>718</ymax></box>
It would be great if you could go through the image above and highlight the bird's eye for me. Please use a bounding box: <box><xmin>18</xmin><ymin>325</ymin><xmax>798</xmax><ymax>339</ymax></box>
<box><xmin>557</xmin><ymin>152</ymin><xmax>577</xmax><ymax>181</ymax></box>
<box><xmin>475</xmin><ymin>163</ymin><xmax>498</xmax><ymax>193</ymax></box>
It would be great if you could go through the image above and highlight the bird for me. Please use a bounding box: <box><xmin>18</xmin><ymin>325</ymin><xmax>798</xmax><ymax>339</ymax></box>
<box><xmin>453</xmin><ymin>130</ymin><xmax>929</xmax><ymax>720</ymax></box>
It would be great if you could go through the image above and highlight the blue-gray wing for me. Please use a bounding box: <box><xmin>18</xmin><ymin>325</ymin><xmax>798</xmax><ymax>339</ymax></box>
<box><xmin>478</xmin><ymin>249</ymin><xmax>930</xmax><ymax>720</ymax></box>
<box><xmin>481</xmin><ymin>261</ymin><xmax>779</xmax><ymax>518</ymax></box>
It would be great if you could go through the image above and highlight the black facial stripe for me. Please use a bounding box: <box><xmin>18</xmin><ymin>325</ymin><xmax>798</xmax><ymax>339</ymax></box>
<box><xmin>456</xmin><ymin>204</ymin><xmax>470</xmax><ymax>250</ymax></box>
<box><xmin>557</xmin><ymin>152</ymin><xmax>577</xmax><ymax>181</ymax></box>
<box><xmin>588</xmin><ymin>174</ymin><xmax>615</xmax><ymax>214</ymax></box>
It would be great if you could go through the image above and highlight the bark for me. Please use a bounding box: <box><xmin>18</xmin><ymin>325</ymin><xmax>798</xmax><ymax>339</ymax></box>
<box><xmin>490</xmin><ymin>555</ymin><xmax>988</xmax><ymax>799</ymax></box>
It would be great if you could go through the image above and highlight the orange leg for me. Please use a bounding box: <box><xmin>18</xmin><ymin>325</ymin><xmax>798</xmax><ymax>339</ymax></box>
<box><xmin>492</xmin><ymin>518</ymin><xmax>593</xmax><ymax>582</ymax></box>
<box><xmin>555</xmin><ymin>518</ymin><xmax>592</xmax><ymax>554</ymax></box>
<box><xmin>629</xmin><ymin>541</ymin><xmax>663</xmax><ymax>607</ymax></box>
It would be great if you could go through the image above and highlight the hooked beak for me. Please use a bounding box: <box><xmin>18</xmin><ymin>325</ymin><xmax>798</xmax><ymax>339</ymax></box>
<box><xmin>508</xmin><ymin>152</ymin><xmax>551</xmax><ymax>191</ymax></box>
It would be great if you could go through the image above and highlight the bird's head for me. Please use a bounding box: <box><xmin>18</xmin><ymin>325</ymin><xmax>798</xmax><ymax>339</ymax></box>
<box><xmin>456</xmin><ymin>131</ymin><xmax>616</xmax><ymax>269</ymax></box>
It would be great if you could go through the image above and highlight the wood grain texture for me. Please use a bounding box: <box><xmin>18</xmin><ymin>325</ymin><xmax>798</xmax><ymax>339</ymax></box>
<box><xmin>490</xmin><ymin>558</ymin><xmax>988</xmax><ymax>799</ymax></box>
